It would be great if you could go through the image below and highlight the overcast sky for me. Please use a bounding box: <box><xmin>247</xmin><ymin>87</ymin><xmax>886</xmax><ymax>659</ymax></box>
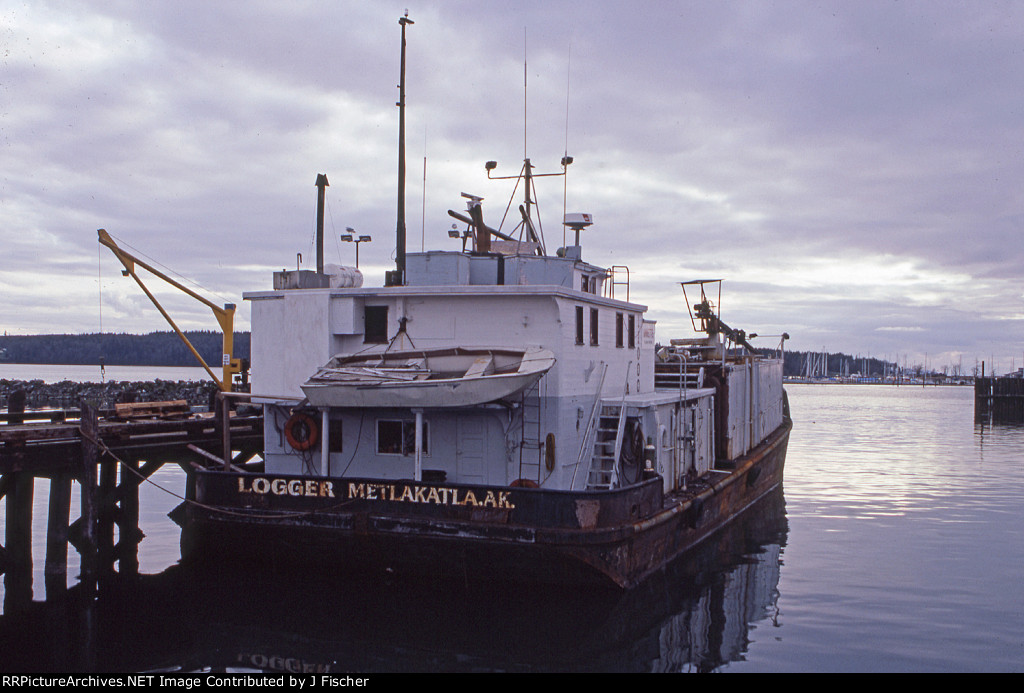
<box><xmin>4</xmin><ymin>1</ymin><xmax>1023</xmax><ymax>374</ymax></box>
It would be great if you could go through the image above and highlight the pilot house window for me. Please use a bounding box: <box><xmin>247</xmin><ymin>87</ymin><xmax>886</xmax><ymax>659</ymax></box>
<box><xmin>590</xmin><ymin>308</ymin><xmax>600</xmax><ymax>346</ymax></box>
<box><xmin>575</xmin><ymin>306</ymin><xmax>585</xmax><ymax>345</ymax></box>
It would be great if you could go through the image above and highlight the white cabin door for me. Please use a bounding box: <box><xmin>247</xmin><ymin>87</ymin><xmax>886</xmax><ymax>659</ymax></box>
<box><xmin>456</xmin><ymin>417</ymin><xmax>488</xmax><ymax>485</ymax></box>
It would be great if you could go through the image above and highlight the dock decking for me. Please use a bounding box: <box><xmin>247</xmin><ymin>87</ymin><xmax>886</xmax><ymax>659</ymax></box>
<box><xmin>1</xmin><ymin>407</ymin><xmax>262</xmax><ymax>474</ymax></box>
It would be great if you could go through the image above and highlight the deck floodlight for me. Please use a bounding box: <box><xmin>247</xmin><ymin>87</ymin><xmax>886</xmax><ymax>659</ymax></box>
<box><xmin>485</xmin><ymin>161</ymin><xmax>497</xmax><ymax>171</ymax></box>
<box><xmin>449</xmin><ymin>224</ymin><xmax>471</xmax><ymax>250</ymax></box>
<box><xmin>341</xmin><ymin>229</ymin><xmax>371</xmax><ymax>267</ymax></box>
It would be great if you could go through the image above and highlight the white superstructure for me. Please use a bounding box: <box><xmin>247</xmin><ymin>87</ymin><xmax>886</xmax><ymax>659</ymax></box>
<box><xmin>244</xmin><ymin>221</ymin><xmax>780</xmax><ymax>497</ymax></box>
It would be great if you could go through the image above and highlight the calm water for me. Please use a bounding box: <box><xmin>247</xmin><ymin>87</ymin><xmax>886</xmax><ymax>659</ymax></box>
<box><xmin>1</xmin><ymin>381</ymin><xmax>1022</xmax><ymax>672</ymax></box>
<box><xmin>0</xmin><ymin>363</ymin><xmax>209</xmax><ymax>383</ymax></box>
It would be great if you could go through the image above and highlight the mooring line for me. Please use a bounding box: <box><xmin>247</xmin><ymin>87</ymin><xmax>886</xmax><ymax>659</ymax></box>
<box><xmin>77</xmin><ymin>428</ymin><xmax>357</xmax><ymax>519</ymax></box>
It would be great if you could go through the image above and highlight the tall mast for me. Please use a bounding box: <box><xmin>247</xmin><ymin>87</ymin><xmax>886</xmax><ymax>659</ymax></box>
<box><xmin>395</xmin><ymin>12</ymin><xmax>414</xmax><ymax>285</ymax></box>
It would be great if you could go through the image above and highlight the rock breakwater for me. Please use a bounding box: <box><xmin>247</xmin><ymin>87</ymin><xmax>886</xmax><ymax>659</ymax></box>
<box><xmin>2</xmin><ymin>378</ymin><xmax>221</xmax><ymax>412</ymax></box>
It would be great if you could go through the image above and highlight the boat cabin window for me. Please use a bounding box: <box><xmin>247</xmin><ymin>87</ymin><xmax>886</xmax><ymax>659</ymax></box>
<box><xmin>377</xmin><ymin>419</ymin><xmax>429</xmax><ymax>456</ymax></box>
<box><xmin>590</xmin><ymin>308</ymin><xmax>599</xmax><ymax>346</ymax></box>
<box><xmin>575</xmin><ymin>306</ymin><xmax>584</xmax><ymax>345</ymax></box>
<box><xmin>328</xmin><ymin>419</ymin><xmax>343</xmax><ymax>453</ymax></box>
<box><xmin>616</xmin><ymin>312</ymin><xmax>624</xmax><ymax>348</ymax></box>
<box><xmin>628</xmin><ymin>314</ymin><xmax>636</xmax><ymax>349</ymax></box>
<box><xmin>581</xmin><ymin>274</ymin><xmax>600</xmax><ymax>294</ymax></box>
<box><xmin>364</xmin><ymin>305</ymin><xmax>388</xmax><ymax>343</ymax></box>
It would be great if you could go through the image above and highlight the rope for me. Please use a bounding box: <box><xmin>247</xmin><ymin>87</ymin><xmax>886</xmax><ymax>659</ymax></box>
<box><xmin>97</xmin><ymin>239</ymin><xmax>103</xmax><ymax>335</ymax></box>
<box><xmin>106</xmin><ymin>231</ymin><xmax>234</xmax><ymax>306</ymax></box>
<box><xmin>97</xmin><ymin>240</ymin><xmax>106</xmax><ymax>383</ymax></box>
<box><xmin>77</xmin><ymin>427</ymin><xmax>356</xmax><ymax>520</ymax></box>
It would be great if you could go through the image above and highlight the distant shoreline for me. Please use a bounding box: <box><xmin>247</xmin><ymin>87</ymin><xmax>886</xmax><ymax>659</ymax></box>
<box><xmin>0</xmin><ymin>331</ymin><xmax>251</xmax><ymax>369</ymax></box>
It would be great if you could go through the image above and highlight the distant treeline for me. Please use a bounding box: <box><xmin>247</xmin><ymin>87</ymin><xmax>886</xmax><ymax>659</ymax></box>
<box><xmin>0</xmin><ymin>331</ymin><xmax>251</xmax><ymax>367</ymax></box>
<box><xmin>0</xmin><ymin>331</ymin><xmax>901</xmax><ymax>378</ymax></box>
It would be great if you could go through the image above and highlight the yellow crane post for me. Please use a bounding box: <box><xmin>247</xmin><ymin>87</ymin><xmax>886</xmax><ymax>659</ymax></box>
<box><xmin>97</xmin><ymin>228</ymin><xmax>241</xmax><ymax>391</ymax></box>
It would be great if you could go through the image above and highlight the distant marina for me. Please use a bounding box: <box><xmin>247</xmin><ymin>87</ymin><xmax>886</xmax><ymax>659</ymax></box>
<box><xmin>784</xmin><ymin>375</ymin><xmax>972</xmax><ymax>385</ymax></box>
<box><xmin>787</xmin><ymin>349</ymin><xmax>977</xmax><ymax>386</ymax></box>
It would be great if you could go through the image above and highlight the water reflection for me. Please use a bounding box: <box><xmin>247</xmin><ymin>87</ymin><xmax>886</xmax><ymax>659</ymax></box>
<box><xmin>0</xmin><ymin>489</ymin><xmax>787</xmax><ymax>673</ymax></box>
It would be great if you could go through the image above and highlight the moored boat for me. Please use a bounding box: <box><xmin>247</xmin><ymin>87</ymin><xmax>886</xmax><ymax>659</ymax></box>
<box><xmin>181</xmin><ymin>17</ymin><xmax>792</xmax><ymax>589</ymax></box>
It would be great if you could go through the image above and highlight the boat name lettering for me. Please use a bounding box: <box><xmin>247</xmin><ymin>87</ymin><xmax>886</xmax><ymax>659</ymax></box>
<box><xmin>237</xmin><ymin>477</ymin><xmax>336</xmax><ymax>498</ymax></box>
<box><xmin>347</xmin><ymin>482</ymin><xmax>515</xmax><ymax>509</ymax></box>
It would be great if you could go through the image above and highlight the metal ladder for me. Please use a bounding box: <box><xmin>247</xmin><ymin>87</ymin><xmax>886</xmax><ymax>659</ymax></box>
<box><xmin>518</xmin><ymin>379</ymin><xmax>543</xmax><ymax>482</ymax></box>
<box><xmin>585</xmin><ymin>364</ymin><xmax>633</xmax><ymax>490</ymax></box>
<box><xmin>586</xmin><ymin>401</ymin><xmax>626</xmax><ymax>490</ymax></box>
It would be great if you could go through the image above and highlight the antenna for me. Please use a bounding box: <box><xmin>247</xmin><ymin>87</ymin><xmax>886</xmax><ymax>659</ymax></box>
<box><xmin>393</xmin><ymin>11</ymin><xmax>414</xmax><ymax>287</ymax></box>
<box><xmin>523</xmin><ymin>27</ymin><xmax>528</xmax><ymax>160</ymax></box>
<box><xmin>563</xmin><ymin>40</ymin><xmax>572</xmax><ymax>248</ymax></box>
<box><xmin>422</xmin><ymin>153</ymin><xmax>427</xmax><ymax>252</ymax></box>
<box><xmin>480</xmin><ymin>30</ymin><xmax>575</xmax><ymax>257</ymax></box>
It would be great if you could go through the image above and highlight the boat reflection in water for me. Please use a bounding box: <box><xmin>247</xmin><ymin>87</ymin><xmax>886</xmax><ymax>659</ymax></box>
<box><xmin>0</xmin><ymin>487</ymin><xmax>786</xmax><ymax>673</ymax></box>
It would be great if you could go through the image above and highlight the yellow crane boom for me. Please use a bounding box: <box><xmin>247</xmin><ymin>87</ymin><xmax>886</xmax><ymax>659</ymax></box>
<box><xmin>97</xmin><ymin>228</ymin><xmax>241</xmax><ymax>391</ymax></box>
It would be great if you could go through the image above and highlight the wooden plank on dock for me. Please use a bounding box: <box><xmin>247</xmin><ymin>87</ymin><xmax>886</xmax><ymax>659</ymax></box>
<box><xmin>113</xmin><ymin>400</ymin><xmax>189</xmax><ymax>420</ymax></box>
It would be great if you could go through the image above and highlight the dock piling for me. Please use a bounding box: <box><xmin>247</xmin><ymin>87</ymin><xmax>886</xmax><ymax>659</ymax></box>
<box><xmin>78</xmin><ymin>400</ymin><xmax>100</xmax><ymax>594</ymax></box>
<box><xmin>44</xmin><ymin>472</ymin><xmax>72</xmax><ymax>595</ymax></box>
<box><xmin>2</xmin><ymin>470</ymin><xmax>34</xmax><ymax>613</ymax></box>
<box><xmin>7</xmin><ymin>389</ymin><xmax>25</xmax><ymax>425</ymax></box>
<box><xmin>0</xmin><ymin>397</ymin><xmax>263</xmax><ymax>608</ymax></box>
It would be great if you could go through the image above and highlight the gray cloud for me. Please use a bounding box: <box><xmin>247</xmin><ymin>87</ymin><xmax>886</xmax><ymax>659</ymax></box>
<box><xmin>3</xmin><ymin>1</ymin><xmax>1023</xmax><ymax>373</ymax></box>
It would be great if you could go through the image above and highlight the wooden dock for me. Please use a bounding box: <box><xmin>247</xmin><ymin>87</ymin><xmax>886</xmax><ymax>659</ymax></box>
<box><xmin>0</xmin><ymin>398</ymin><xmax>262</xmax><ymax>614</ymax></box>
<box><xmin>974</xmin><ymin>376</ymin><xmax>1024</xmax><ymax>423</ymax></box>
<box><xmin>1</xmin><ymin>405</ymin><xmax>261</xmax><ymax>473</ymax></box>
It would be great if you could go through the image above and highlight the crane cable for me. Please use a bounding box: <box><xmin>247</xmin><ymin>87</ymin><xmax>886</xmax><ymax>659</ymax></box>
<box><xmin>97</xmin><ymin>239</ymin><xmax>106</xmax><ymax>383</ymax></box>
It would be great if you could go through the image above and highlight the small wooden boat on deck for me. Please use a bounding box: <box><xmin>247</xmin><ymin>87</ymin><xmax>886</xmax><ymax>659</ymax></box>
<box><xmin>301</xmin><ymin>346</ymin><xmax>556</xmax><ymax>408</ymax></box>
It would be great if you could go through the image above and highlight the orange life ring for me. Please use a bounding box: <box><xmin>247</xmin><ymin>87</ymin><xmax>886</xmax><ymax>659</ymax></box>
<box><xmin>284</xmin><ymin>412</ymin><xmax>319</xmax><ymax>451</ymax></box>
<box><xmin>510</xmin><ymin>478</ymin><xmax>539</xmax><ymax>488</ymax></box>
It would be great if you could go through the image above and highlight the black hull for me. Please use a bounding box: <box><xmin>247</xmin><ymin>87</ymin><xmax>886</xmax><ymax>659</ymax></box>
<box><xmin>184</xmin><ymin>418</ymin><xmax>791</xmax><ymax>589</ymax></box>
